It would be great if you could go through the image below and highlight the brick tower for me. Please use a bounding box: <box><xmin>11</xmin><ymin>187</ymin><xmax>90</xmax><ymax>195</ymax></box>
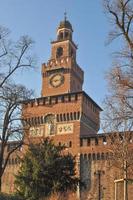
<box><xmin>21</xmin><ymin>18</ymin><xmax>102</xmax><ymax>199</ymax></box>
<box><xmin>2</xmin><ymin>17</ymin><xmax>103</xmax><ymax>198</ymax></box>
<box><xmin>22</xmin><ymin>16</ymin><xmax>102</xmax><ymax>154</ymax></box>
<box><xmin>41</xmin><ymin>16</ymin><xmax>83</xmax><ymax>97</ymax></box>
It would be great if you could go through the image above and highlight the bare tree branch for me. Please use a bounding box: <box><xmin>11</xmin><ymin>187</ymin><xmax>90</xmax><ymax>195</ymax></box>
<box><xmin>0</xmin><ymin>34</ymin><xmax>35</xmax><ymax>88</ymax></box>
<box><xmin>102</xmin><ymin>2</ymin><xmax>133</xmax><ymax>198</ymax></box>
<box><xmin>0</xmin><ymin>26</ymin><xmax>35</xmax><ymax>191</ymax></box>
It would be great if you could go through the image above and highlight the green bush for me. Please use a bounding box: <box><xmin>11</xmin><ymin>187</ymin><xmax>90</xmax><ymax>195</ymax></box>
<box><xmin>15</xmin><ymin>138</ymin><xmax>79</xmax><ymax>200</ymax></box>
<box><xmin>0</xmin><ymin>193</ymin><xmax>22</xmax><ymax>200</ymax></box>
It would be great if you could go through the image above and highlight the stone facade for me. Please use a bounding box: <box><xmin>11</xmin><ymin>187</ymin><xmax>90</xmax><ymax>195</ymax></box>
<box><xmin>2</xmin><ymin>18</ymin><xmax>133</xmax><ymax>200</ymax></box>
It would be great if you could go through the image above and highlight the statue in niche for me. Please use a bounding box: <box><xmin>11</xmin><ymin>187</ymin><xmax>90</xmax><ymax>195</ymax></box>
<box><xmin>44</xmin><ymin>114</ymin><xmax>55</xmax><ymax>135</ymax></box>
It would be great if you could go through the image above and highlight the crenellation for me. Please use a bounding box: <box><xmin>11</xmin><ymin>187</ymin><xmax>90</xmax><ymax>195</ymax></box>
<box><xmin>80</xmin><ymin>152</ymin><xmax>109</xmax><ymax>161</ymax></box>
<box><xmin>79</xmin><ymin>135</ymin><xmax>114</xmax><ymax>148</ymax></box>
<box><xmin>23</xmin><ymin>92</ymin><xmax>83</xmax><ymax>108</ymax></box>
<box><xmin>42</xmin><ymin>56</ymin><xmax>74</xmax><ymax>71</ymax></box>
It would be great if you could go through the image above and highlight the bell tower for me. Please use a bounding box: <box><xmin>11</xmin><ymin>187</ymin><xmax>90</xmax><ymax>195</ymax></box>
<box><xmin>41</xmin><ymin>15</ymin><xmax>84</xmax><ymax>97</ymax></box>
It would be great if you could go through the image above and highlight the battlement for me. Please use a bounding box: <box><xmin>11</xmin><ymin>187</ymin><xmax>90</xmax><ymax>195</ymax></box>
<box><xmin>80</xmin><ymin>134</ymin><xmax>107</xmax><ymax>146</ymax></box>
<box><xmin>42</xmin><ymin>56</ymin><xmax>73</xmax><ymax>70</ymax></box>
<box><xmin>23</xmin><ymin>92</ymin><xmax>80</xmax><ymax>108</ymax></box>
<box><xmin>80</xmin><ymin>133</ymin><xmax>133</xmax><ymax>156</ymax></box>
<box><xmin>41</xmin><ymin>56</ymin><xmax>84</xmax><ymax>82</ymax></box>
<box><xmin>23</xmin><ymin>91</ymin><xmax>101</xmax><ymax>112</ymax></box>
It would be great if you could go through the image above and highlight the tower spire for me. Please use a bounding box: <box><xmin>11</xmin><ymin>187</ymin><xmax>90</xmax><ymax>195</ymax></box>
<box><xmin>64</xmin><ymin>11</ymin><xmax>67</xmax><ymax>21</ymax></box>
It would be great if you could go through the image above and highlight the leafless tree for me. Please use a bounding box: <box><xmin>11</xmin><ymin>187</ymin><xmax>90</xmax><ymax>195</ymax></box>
<box><xmin>102</xmin><ymin>1</ymin><xmax>133</xmax><ymax>199</ymax></box>
<box><xmin>0</xmin><ymin>26</ymin><xmax>35</xmax><ymax>191</ymax></box>
<box><xmin>0</xmin><ymin>83</ymin><xmax>33</xmax><ymax>190</ymax></box>
<box><xmin>102</xmin><ymin>92</ymin><xmax>133</xmax><ymax>199</ymax></box>
<box><xmin>0</xmin><ymin>26</ymin><xmax>34</xmax><ymax>88</ymax></box>
<box><xmin>103</xmin><ymin>0</ymin><xmax>133</xmax><ymax>114</ymax></box>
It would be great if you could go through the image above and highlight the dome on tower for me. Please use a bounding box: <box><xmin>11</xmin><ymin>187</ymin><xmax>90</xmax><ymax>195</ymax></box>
<box><xmin>56</xmin><ymin>14</ymin><xmax>73</xmax><ymax>41</ymax></box>
<box><xmin>58</xmin><ymin>16</ymin><xmax>73</xmax><ymax>32</ymax></box>
<box><xmin>58</xmin><ymin>20</ymin><xmax>73</xmax><ymax>31</ymax></box>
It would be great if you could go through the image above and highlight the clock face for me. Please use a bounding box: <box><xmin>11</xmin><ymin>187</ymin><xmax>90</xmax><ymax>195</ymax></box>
<box><xmin>50</xmin><ymin>74</ymin><xmax>64</xmax><ymax>87</ymax></box>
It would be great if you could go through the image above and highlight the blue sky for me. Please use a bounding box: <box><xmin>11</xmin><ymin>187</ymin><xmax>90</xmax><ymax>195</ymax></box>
<box><xmin>0</xmin><ymin>0</ymin><xmax>116</xmax><ymax>108</ymax></box>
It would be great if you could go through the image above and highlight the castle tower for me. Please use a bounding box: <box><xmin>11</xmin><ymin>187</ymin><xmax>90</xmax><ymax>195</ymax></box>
<box><xmin>41</xmin><ymin>16</ymin><xmax>84</xmax><ymax>97</ymax></box>
<box><xmin>22</xmin><ymin>17</ymin><xmax>102</xmax><ymax>151</ymax></box>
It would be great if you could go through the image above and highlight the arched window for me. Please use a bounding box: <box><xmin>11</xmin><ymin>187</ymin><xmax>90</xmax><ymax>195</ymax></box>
<box><xmin>95</xmin><ymin>138</ymin><xmax>98</xmax><ymax>145</ymax></box>
<box><xmin>58</xmin><ymin>32</ymin><xmax>63</xmax><ymax>40</ymax></box>
<box><xmin>61</xmin><ymin>96</ymin><xmax>64</xmax><ymax>102</ymax></box>
<box><xmin>69</xmin><ymin>141</ymin><xmax>72</xmax><ymax>147</ymax></box>
<box><xmin>92</xmin><ymin>153</ymin><xmax>96</xmax><ymax>160</ymax></box>
<box><xmin>63</xmin><ymin>113</ymin><xmax>66</xmax><ymax>121</ymax></box>
<box><xmin>74</xmin><ymin>112</ymin><xmax>76</xmax><ymax>120</ymax></box>
<box><xmin>88</xmin><ymin>154</ymin><xmax>91</xmax><ymax>160</ymax></box>
<box><xmin>64</xmin><ymin>31</ymin><xmax>69</xmax><ymax>39</ymax></box>
<box><xmin>75</xmin><ymin>94</ymin><xmax>78</xmax><ymax>101</ymax></box>
<box><xmin>80</xmin><ymin>139</ymin><xmax>83</xmax><ymax>146</ymax></box>
<box><xmin>77</xmin><ymin>111</ymin><xmax>80</xmax><ymax>119</ymax></box>
<box><xmin>70</xmin><ymin>112</ymin><xmax>73</xmax><ymax>120</ymax></box>
<box><xmin>56</xmin><ymin>47</ymin><xmax>63</xmax><ymax>58</ymax></box>
<box><xmin>68</xmin><ymin>95</ymin><xmax>71</xmax><ymax>101</ymax></box>
<box><xmin>84</xmin><ymin>154</ymin><xmax>87</xmax><ymax>160</ymax></box>
<box><xmin>67</xmin><ymin>113</ymin><xmax>69</xmax><ymax>121</ymax></box>
<box><xmin>106</xmin><ymin>152</ymin><xmax>109</xmax><ymax>160</ymax></box>
<box><xmin>87</xmin><ymin>138</ymin><xmax>90</xmax><ymax>146</ymax></box>
<box><xmin>60</xmin><ymin>114</ymin><xmax>63</xmax><ymax>121</ymax></box>
<box><xmin>40</xmin><ymin>116</ymin><xmax>43</xmax><ymax>124</ymax></box>
<box><xmin>34</xmin><ymin>117</ymin><xmax>37</xmax><ymax>125</ymax></box>
<box><xmin>97</xmin><ymin>153</ymin><xmax>100</xmax><ymax>160</ymax></box>
<box><xmin>31</xmin><ymin>117</ymin><xmax>34</xmax><ymax>126</ymax></box>
<box><xmin>80</xmin><ymin>154</ymin><xmax>83</xmax><ymax>161</ymax></box>
<box><xmin>57</xmin><ymin>114</ymin><xmax>59</xmax><ymax>122</ymax></box>
<box><xmin>101</xmin><ymin>153</ymin><xmax>105</xmax><ymax>160</ymax></box>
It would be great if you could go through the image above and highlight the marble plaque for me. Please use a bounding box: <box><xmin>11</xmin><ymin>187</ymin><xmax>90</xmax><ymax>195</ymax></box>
<box><xmin>57</xmin><ymin>123</ymin><xmax>73</xmax><ymax>134</ymax></box>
